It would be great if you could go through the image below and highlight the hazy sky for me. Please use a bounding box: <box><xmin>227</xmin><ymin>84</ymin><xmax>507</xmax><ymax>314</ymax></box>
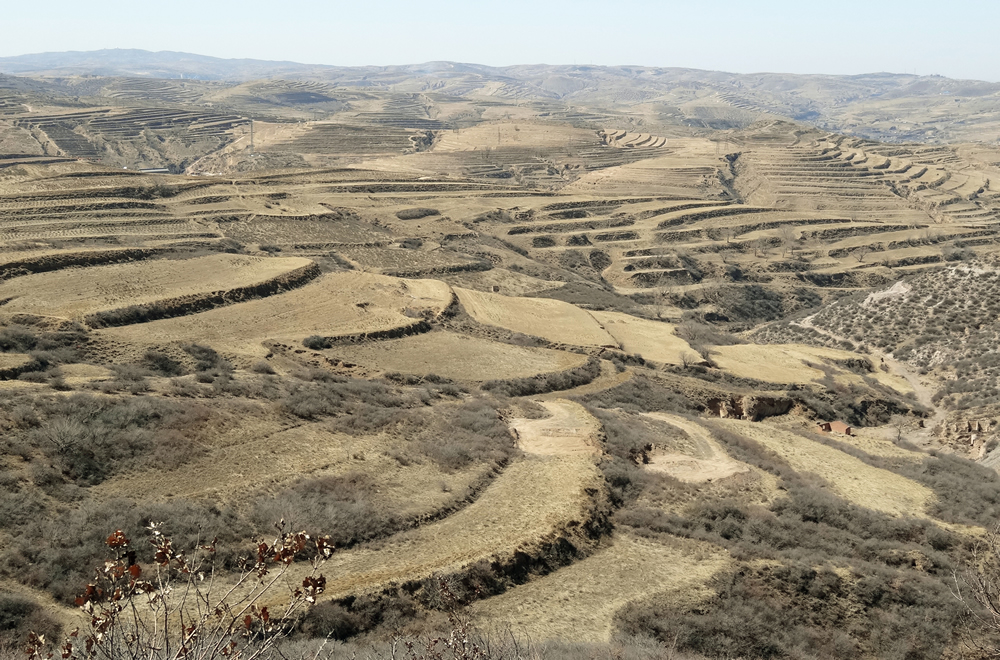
<box><xmin>3</xmin><ymin>0</ymin><xmax>999</xmax><ymax>81</ymax></box>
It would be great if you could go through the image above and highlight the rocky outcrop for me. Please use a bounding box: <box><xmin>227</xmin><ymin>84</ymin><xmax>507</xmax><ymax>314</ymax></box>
<box><xmin>707</xmin><ymin>395</ymin><xmax>794</xmax><ymax>421</ymax></box>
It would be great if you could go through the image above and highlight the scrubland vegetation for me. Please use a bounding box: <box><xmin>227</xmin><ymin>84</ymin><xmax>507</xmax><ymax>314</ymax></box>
<box><xmin>11</xmin><ymin>364</ymin><xmax>1000</xmax><ymax>659</ymax></box>
<box><xmin>5</xmin><ymin>60</ymin><xmax>1000</xmax><ymax>660</ymax></box>
<box><xmin>0</xmin><ymin>356</ymin><xmax>517</xmax><ymax>612</ymax></box>
<box><xmin>601</xmin><ymin>419</ymin><xmax>980</xmax><ymax>659</ymax></box>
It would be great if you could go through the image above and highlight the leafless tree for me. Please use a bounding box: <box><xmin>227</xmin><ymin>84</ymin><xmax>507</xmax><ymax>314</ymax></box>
<box><xmin>26</xmin><ymin>524</ymin><xmax>331</xmax><ymax>660</ymax></box>
<box><xmin>853</xmin><ymin>245</ymin><xmax>872</xmax><ymax>263</ymax></box>
<box><xmin>777</xmin><ymin>224</ymin><xmax>797</xmax><ymax>258</ymax></box>
<box><xmin>953</xmin><ymin>523</ymin><xmax>1000</xmax><ymax>656</ymax></box>
<box><xmin>754</xmin><ymin>237</ymin><xmax>770</xmax><ymax>260</ymax></box>
<box><xmin>889</xmin><ymin>414</ymin><xmax>913</xmax><ymax>444</ymax></box>
<box><xmin>651</xmin><ymin>288</ymin><xmax>671</xmax><ymax>320</ymax></box>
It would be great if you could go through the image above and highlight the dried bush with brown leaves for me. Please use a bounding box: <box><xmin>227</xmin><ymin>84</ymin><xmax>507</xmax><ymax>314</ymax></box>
<box><xmin>24</xmin><ymin>524</ymin><xmax>332</xmax><ymax>660</ymax></box>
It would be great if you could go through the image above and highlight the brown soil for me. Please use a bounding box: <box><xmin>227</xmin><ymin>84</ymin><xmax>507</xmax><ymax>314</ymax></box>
<box><xmin>641</xmin><ymin>412</ymin><xmax>750</xmax><ymax>483</ymax></box>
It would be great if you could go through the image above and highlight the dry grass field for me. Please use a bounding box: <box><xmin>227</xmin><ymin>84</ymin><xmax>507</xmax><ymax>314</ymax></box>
<box><xmin>266</xmin><ymin>401</ymin><xmax>604</xmax><ymax>603</ymax></box>
<box><xmin>0</xmin><ymin>254</ymin><xmax>312</xmax><ymax>321</ymax></box>
<box><xmin>455</xmin><ymin>287</ymin><xmax>617</xmax><ymax>347</ymax></box>
<box><xmin>304</xmin><ymin>455</ymin><xmax>600</xmax><ymax>598</ymax></box>
<box><xmin>777</xmin><ymin>416</ymin><xmax>927</xmax><ymax>461</ymax></box>
<box><xmin>710</xmin><ymin>343</ymin><xmax>913</xmax><ymax>394</ymax></box>
<box><xmin>90</xmin><ymin>414</ymin><xmax>496</xmax><ymax>524</ymax></box>
<box><xmin>713</xmin><ymin>418</ymin><xmax>934</xmax><ymax>519</ymax></box>
<box><xmin>591</xmin><ymin>311</ymin><xmax>699</xmax><ymax>365</ymax></box>
<box><xmin>469</xmin><ymin>533</ymin><xmax>730</xmax><ymax>643</ymax></box>
<box><xmin>5</xmin><ymin>61</ymin><xmax>1000</xmax><ymax>658</ymax></box>
<box><xmin>326</xmin><ymin>331</ymin><xmax>588</xmax><ymax>381</ymax></box>
<box><xmin>0</xmin><ymin>352</ymin><xmax>31</xmax><ymax>371</ymax></box>
<box><xmin>98</xmin><ymin>271</ymin><xmax>452</xmax><ymax>359</ymax></box>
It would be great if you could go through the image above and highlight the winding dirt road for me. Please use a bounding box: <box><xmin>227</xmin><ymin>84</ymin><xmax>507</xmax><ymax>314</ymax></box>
<box><xmin>795</xmin><ymin>312</ymin><xmax>945</xmax><ymax>445</ymax></box>
<box><xmin>641</xmin><ymin>412</ymin><xmax>749</xmax><ymax>482</ymax></box>
<box><xmin>512</xmin><ymin>399</ymin><xmax>602</xmax><ymax>456</ymax></box>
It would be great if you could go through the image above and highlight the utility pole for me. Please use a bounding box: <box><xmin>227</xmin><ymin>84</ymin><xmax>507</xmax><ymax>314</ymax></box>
<box><xmin>249</xmin><ymin>120</ymin><xmax>254</xmax><ymax>153</ymax></box>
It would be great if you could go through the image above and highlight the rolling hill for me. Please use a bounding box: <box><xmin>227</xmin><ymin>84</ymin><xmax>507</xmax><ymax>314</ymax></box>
<box><xmin>3</xmin><ymin>49</ymin><xmax>1000</xmax><ymax>142</ymax></box>
<box><xmin>3</xmin><ymin>57</ymin><xmax>1000</xmax><ymax>659</ymax></box>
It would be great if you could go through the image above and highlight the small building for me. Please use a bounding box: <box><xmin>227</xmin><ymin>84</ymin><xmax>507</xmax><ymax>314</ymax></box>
<box><xmin>817</xmin><ymin>421</ymin><xmax>852</xmax><ymax>436</ymax></box>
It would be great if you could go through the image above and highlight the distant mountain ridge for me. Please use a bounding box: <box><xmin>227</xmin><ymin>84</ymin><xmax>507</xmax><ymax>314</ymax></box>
<box><xmin>3</xmin><ymin>48</ymin><xmax>999</xmax><ymax>92</ymax></box>
<box><xmin>0</xmin><ymin>49</ymin><xmax>322</xmax><ymax>80</ymax></box>
<box><xmin>3</xmin><ymin>49</ymin><xmax>1000</xmax><ymax>144</ymax></box>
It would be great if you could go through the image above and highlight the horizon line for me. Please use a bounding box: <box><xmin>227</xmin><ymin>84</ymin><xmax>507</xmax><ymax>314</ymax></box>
<box><xmin>0</xmin><ymin>48</ymin><xmax>995</xmax><ymax>84</ymax></box>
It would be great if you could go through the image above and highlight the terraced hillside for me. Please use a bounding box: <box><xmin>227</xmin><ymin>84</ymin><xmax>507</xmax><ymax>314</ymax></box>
<box><xmin>5</xmin><ymin>112</ymin><xmax>997</xmax><ymax>331</ymax></box>
<box><xmin>100</xmin><ymin>77</ymin><xmax>222</xmax><ymax>104</ymax></box>
<box><xmin>6</xmin><ymin>69</ymin><xmax>1000</xmax><ymax>660</ymax></box>
<box><xmin>2</xmin><ymin>107</ymin><xmax>250</xmax><ymax>170</ymax></box>
<box><xmin>736</xmin><ymin>126</ymin><xmax>1000</xmax><ymax>224</ymax></box>
<box><xmin>6</xmin><ymin>53</ymin><xmax>1000</xmax><ymax>142</ymax></box>
<box><xmin>753</xmin><ymin>257</ymin><xmax>1000</xmax><ymax>457</ymax></box>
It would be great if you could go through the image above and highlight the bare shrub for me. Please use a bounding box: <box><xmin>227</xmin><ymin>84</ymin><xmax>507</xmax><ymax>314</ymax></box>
<box><xmin>251</xmin><ymin>473</ymin><xmax>400</xmax><ymax>548</ymax></box>
<box><xmin>17</xmin><ymin>370</ymin><xmax>49</xmax><ymax>384</ymax></box>
<box><xmin>24</xmin><ymin>524</ymin><xmax>331</xmax><ymax>660</ymax></box>
<box><xmin>0</xmin><ymin>324</ymin><xmax>87</xmax><ymax>364</ymax></box>
<box><xmin>513</xmin><ymin>399</ymin><xmax>550</xmax><ymax>419</ymax></box>
<box><xmin>10</xmin><ymin>404</ymin><xmax>40</xmax><ymax>429</ymax></box>
<box><xmin>675</xmin><ymin>320</ymin><xmax>741</xmax><ymax>347</ymax></box>
<box><xmin>481</xmin><ymin>357</ymin><xmax>601</xmax><ymax>397</ymax></box>
<box><xmin>281</xmin><ymin>379</ymin><xmax>411</xmax><ymax>422</ymax></box>
<box><xmin>0</xmin><ymin>326</ymin><xmax>38</xmax><ymax>353</ymax></box>
<box><xmin>169</xmin><ymin>378</ymin><xmax>202</xmax><ymax>397</ymax></box>
<box><xmin>620</xmin><ymin>561</ymin><xmax>960</xmax><ymax>660</ymax></box>
<box><xmin>2</xmin><ymin>498</ymin><xmax>246</xmax><ymax>606</ymax></box>
<box><xmin>579</xmin><ymin>376</ymin><xmax>697</xmax><ymax>415</ymax></box>
<box><xmin>252</xmin><ymin>360</ymin><xmax>277</xmax><ymax>375</ymax></box>
<box><xmin>406</xmin><ymin>399</ymin><xmax>515</xmax><ymax>471</ymax></box>
<box><xmin>144</xmin><ymin>349</ymin><xmax>184</xmax><ymax>376</ymax></box>
<box><xmin>7</xmin><ymin>393</ymin><xmax>208</xmax><ymax>486</ymax></box>
<box><xmin>182</xmin><ymin>343</ymin><xmax>231</xmax><ymax>372</ymax></box>
<box><xmin>396</xmin><ymin>208</ymin><xmax>440</xmax><ymax>220</ymax></box>
<box><xmin>472</xmin><ymin>208</ymin><xmax>516</xmax><ymax>224</ymax></box>
<box><xmin>303</xmin><ymin>335</ymin><xmax>332</xmax><ymax>350</ymax></box>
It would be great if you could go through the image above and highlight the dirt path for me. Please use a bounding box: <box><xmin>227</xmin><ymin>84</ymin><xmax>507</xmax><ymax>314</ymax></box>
<box><xmin>262</xmin><ymin>400</ymin><xmax>604</xmax><ymax>604</ymax></box>
<box><xmin>512</xmin><ymin>399</ymin><xmax>601</xmax><ymax>456</ymax></box>
<box><xmin>536</xmin><ymin>359</ymin><xmax>634</xmax><ymax>401</ymax></box>
<box><xmin>641</xmin><ymin>412</ymin><xmax>749</xmax><ymax>482</ymax></box>
<box><xmin>878</xmin><ymin>351</ymin><xmax>949</xmax><ymax>448</ymax></box>
<box><xmin>796</xmin><ymin>313</ymin><xmax>945</xmax><ymax>446</ymax></box>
